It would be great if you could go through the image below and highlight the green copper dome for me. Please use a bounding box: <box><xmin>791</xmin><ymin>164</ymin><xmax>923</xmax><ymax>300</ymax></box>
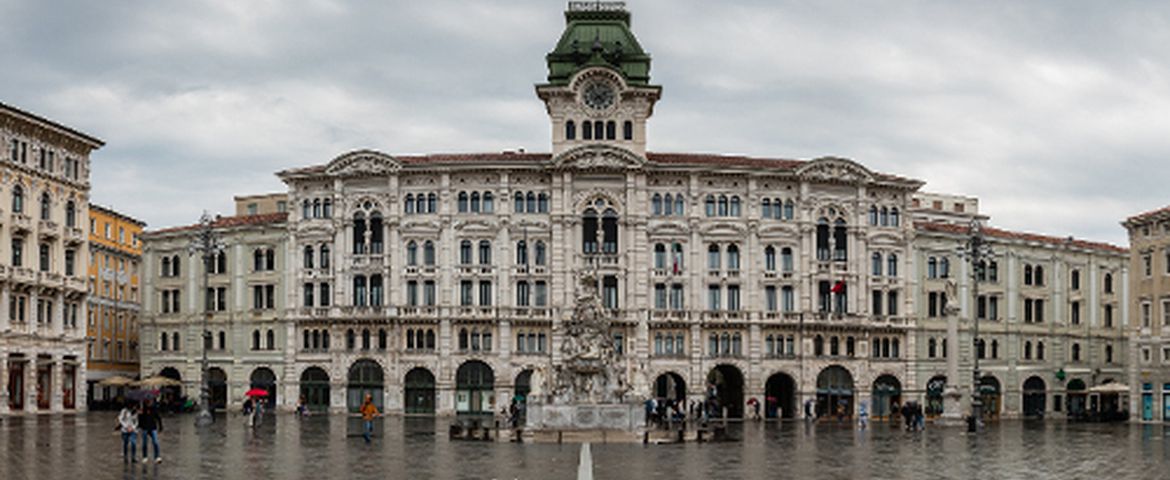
<box><xmin>545</xmin><ymin>3</ymin><xmax>652</xmax><ymax>86</ymax></box>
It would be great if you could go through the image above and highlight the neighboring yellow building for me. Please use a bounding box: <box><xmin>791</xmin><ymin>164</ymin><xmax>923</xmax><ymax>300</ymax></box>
<box><xmin>85</xmin><ymin>204</ymin><xmax>144</xmax><ymax>407</ymax></box>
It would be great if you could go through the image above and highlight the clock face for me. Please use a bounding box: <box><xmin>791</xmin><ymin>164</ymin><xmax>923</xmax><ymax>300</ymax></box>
<box><xmin>582</xmin><ymin>82</ymin><xmax>615</xmax><ymax>110</ymax></box>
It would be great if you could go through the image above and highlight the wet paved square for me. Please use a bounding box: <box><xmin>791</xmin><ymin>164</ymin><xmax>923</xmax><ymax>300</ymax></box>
<box><xmin>2</xmin><ymin>413</ymin><xmax>1169</xmax><ymax>479</ymax></box>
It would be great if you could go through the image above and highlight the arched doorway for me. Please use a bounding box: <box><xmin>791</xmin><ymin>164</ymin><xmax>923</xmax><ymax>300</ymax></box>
<box><xmin>455</xmin><ymin>360</ymin><xmax>494</xmax><ymax>415</ymax></box>
<box><xmin>979</xmin><ymin>375</ymin><xmax>1001</xmax><ymax>419</ymax></box>
<box><xmin>513</xmin><ymin>369</ymin><xmax>533</xmax><ymax>424</ymax></box>
<box><xmin>816</xmin><ymin>366</ymin><xmax>854</xmax><ymax>418</ymax></box>
<box><xmin>347</xmin><ymin>360</ymin><xmax>384</xmax><ymax>412</ymax></box>
<box><xmin>300</xmin><ymin>367</ymin><xmax>330</xmax><ymax>412</ymax></box>
<box><xmin>159</xmin><ymin>367</ymin><xmax>183</xmax><ymax>408</ymax></box>
<box><xmin>207</xmin><ymin>367</ymin><xmax>227</xmax><ymax>411</ymax></box>
<box><xmin>706</xmin><ymin>365</ymin><xmax>744</xmax><ymax>419</ymax></box>
<box><xmin>925</xmin><ymin>376</ymin><xmax>946</xmax><ymax>416</ymax></box>
<box><xmin>655</xmin><ymin>372</ymin><xmax>687</xmax><ymax>403</ymax></box>
<box><xmin>1022</xmin><ymin>376</ymin><xmax>1046</xmax><ymax>418</ymax></box>
<box><xmin>764</xmin><ymin>372</ymin><xmax>796</xmax><ymax>419</ymax></box>
<box><xmin>404</xmin><ymin>367</ymin><xmax>436</xmax><ymax>415</ymax></box>
<box><xmin>250</xmin><ymin>367</ymin><xmax>278</xmax><ymax>407</ymax></box>
<box><xmin>871</xmin><ymin>375</ymin><xmax>902</xmax><ymax>419</ymax></box>
<box><xmin>1067</xmin><ymin>379</ymin><xmax>1087</xmax><ymax>417</ymax></box>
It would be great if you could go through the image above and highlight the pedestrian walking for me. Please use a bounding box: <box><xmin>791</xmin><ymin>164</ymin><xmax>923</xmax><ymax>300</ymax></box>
<box><xmin>116</xmin><ymin>402</ymin><xmax>138</xmax><ymax>463</ymax></box>
<box><xmin>360</xmin><ymin>393</ymin><xmax>379</xmax><ymax>444</ymax></box>
<box><xmin>138</xmin><ymin>399</ymin><xmax>163</xmax><ymax>463</ymax></box>
<box><xmin>901</xmin><ymin>402</ymin><xmax>913</xmax><ymax>431</ymax></box>
<box><xmin>914</xmin><ymin>402</ymin><xmax>925</xmax><ymax>431</ymax></box>
<box><xmin>243</xmin><ymin>396</ymin><xmax>255</xmax><ymax>427</ymax></box>
<box><xmin>858</xmin><ymin>401</ymin><xmax>869</xmax><ymax>430</ymax></box>
<box><xmin>296</xmin><ymin>395</ymin><xmax>308</xmax><ymax>418</ymax></box>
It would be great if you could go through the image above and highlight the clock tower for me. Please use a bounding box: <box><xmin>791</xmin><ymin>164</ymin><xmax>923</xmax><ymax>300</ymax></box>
<box><xmin>537</xmin><ymin>2</ymin><xmax>662</xmax><ymax>157</ymax></box>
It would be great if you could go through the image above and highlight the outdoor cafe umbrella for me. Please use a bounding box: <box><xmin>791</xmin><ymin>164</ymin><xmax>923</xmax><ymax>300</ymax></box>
<box><xmin>135</xmin><ymin>376</ymin><xmax>182</xmax><ymax>388</ymax></box>
<box><xmin>97</xmin><ymin>376</ymin><xmax>135</xmax><ymax>387</ymax></box>
<box><xmin>244</xmin><ymin>388</ymin><xmax>269</xmax><ymax>397</ymax></box>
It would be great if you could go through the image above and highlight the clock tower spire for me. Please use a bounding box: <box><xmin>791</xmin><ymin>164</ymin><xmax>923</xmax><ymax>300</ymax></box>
<box><xmin>536</xmin><ymin>2</ymin><xmax>661</xmax><ymax>157</ymax></box>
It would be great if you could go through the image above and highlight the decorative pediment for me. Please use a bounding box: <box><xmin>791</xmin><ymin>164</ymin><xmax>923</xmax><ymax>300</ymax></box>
<box><xmin>700</xmin><ymin>222</ymin><xmax>747</xmax><ymax>237</ymax></box>
<box><xmin>400</xmin><ymin>219</ymin><xmax>443</xmax><ymax>233</ymax></box>
<box><xmin>757</xmin><ymin>224</ymin><xmax>800</xmax><ymax>238</ymax></box>
<box><xmin>325</xmin><ymin>150</ymin><xmax>400</xmax><ymax>177</ymax></box>
<box><xmin>796</xmin><ymin>157</ymin><xmax>875</xmax><ymax>184</ymax></box>
<box><xmin>452</xmin><ymin>219</ymin><xmax>499</xmax><ymax>233</ymax></box>
<box><xmin>647</xmin><ymin>221</ymin><xmax>690</xmax><ymax>236</ymax></box>
<box><xmin>550</xmin><ymin>144</ymin><xmax>645</xmax><ymax>171</ymax></box>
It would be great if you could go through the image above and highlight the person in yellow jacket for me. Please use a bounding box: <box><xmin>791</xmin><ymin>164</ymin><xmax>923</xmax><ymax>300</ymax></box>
<box><xmin>360</xmin><ymin>393</ymin><xmax>379</xmax><ymax>443</ymax></box>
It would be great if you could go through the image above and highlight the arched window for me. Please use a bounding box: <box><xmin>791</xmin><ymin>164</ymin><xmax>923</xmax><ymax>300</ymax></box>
<box><xmin>514</xmin><ymin>192</ymin><xmax>524</xmax><ymax>213</ymax></box>
<box><xmin>928</xmin><ymin>338</ymin><xmax>937</xmax><ymax>358</ymax></box>
<box><xmin>252</xmin><ymin>330</ymin><xmax>261</xmax><ymax>350</ymax></box>
<box><xmin>654</xmin><ymin>244</ymin><xmax>667</xmax><ymax>270</ymax></box>
<box><xmin>816</xmin><ymin>218</ymin><xmax>830</xmax><ymax>261</ymax></box>
<box><xmin>302</xmin><ymin>199</ymin><xmax>311</xmax><ymax>219</ymax></box>
<box><xmin>535</xmin><ymin>241</ymin><xmax>547</xmax><ymax>266</ymax></box>
<box><xmin>887</xmin><ymin>254</ymin><xmax>898</xmax><ymax>277</ymax></box>
<box><xmin>781</xmin><ymin>247</ymin><xmax>794</xmax><ymax>273</ymax></box>
<box><xmin>516</xmin><ymin>240</ymin><xmax>529</xmax><ymax>265</ymax></box>
<box><xmin>39</xmin><ymin>193</ymin><xmax>50</xmax><ymax>220</ymax></box>
<box><xmin>1072</xmin><ymin>343</ymin><xmax>1081</xmax><ymax>362</ymax></box>
<box><xmin>424</xmin><ymin>241</ymin><xmax>435</xmax><ymax>265</ymax></box>
<box><xmin>304</xmin><ymin>246</ymin><xmax>314</xmax><ymax>269</ymax></box>
<box><xmin>565</xmin><ymin>120</ymin><xmax>576</xmax><ymax>140</ymax></box>
<box><xmin>470</xmin><ymin>192</ymin><xmax>481</xmax><ymax>213</ymax></box>
<box><xmin>346</xmin><ymin>329</ymin><xmax>355</xmax><ymax>350</ymax></box>
<box><xmin>538</xmin><ymin>193</ymin><xmax>549</xmax><ymax>213</ymax></box>
<box><xmin>172</xmin><ymin>255</ymin><xmax>180</xmax><ymax>276</ymax></box>
<box><xmin>370</xmin><ymin>275</ymin><xmax>383</xmax><ymax>306</ymax></box>
<box><xmin>1071</xmin><ymin>269</ymin><xmax>1081</xmax><ymax>290</ymax></box>
<box><xmin>880</xmin><ymin>207</ymin><xmax>889</xmax><ymax>226</ymax></box>
<box><xmin>890</xmin><ymin>208</ymin><xmax>899</xmax><ymax>226</ymax></box>
<box><xmin>362</xmin><ymin>329</ymin><xmax>371</xmax><ymax>350</ymax></box>
<box><xmin>705</xmin><ymin>195</ymin><xmax>716</xmax><ymax>217</ymax></box>
<box><xmin>830</xmin><ymin>336</ymin><xmax>840</xmax><ymax>356</ymax></box>
<box><xmin>320</xmin><ymin>244</ymin><xmax>330</xmax><ymax>269</ymax></box>
<box><xmin>663</xmin><ymin>194</ymin><xmax>674</xmax><ymax>215</ymax></box>
<box><xmin>762</xmin><ymin>199</ymin><xmax>772</xmax><ymax>219</ymax></box>
<box><xmin>869</xmin><ymin>206</ymin><xmax>878</xmax><ymax>226</ymax></box>
<box><xmin>1024</xmin><ymin>264</ymin><xmax>1033</xmax><ymax>285</ymax></box>
<box><xmin>11</xmin><ymin>184</ymin><xmax>24</xmax><ymax>214</ymax></box>
<box><xmin>526</xmin><ymin>192</ymin><xmax>536</xmax><ymax>213</ymax></box>
<box><xmin>162</xmin><ymin>257</ymin><xmax>171</xmax><ymax>277</ymax></box>
<box><xmin>1034</xmin><ymin>265</ymin><xmax>1044</xmax><ymax>286</ymax></box>
<box><xmin>833</xmin><ymin>219</ymin><xmax>847</xmax><ymax>260</ymax></box>
<box><xmin>65</xmin><ymin>201</ymin><xmax>76</xmax><ymax>227</ymax></box>
<box><xmin>622</xmin><ymin>120</ymin><xmax>633</xmax><ymax>140</ymax></box>
<box><xmin>404</xmin><ymin>194</ymin><xmax>415</xmax><ymax>214</ymax></box>
<box><xmin>266</xmin><ymin>329</ymin><xmax>275</xmax><ymax>350</ymax></box>
<box><xmin>457</xmin><ymin>192</ymin><xmax>469</xmax><ymax>213</ymax></box>
<box><xmin>352</xmin><ymin>212</ymin><xmax>367</xmax><ymax>254</ymax></box>
<box><xmin>783</xmin><ymin>200</ymin><xmax>795</xmax><ymax>220</ymax></box>
<box><xmin>928</xmin><ymin>257</ymin><xmax>938</xmax><ymax>278</ymax></box>
<box><xmin>478</xmin><ymin>240</ymin><xmax>492</xmax><ymax>265</ymax></box>
<box><xmin>460</xmin><ymin>240</ymin><xmax>473</xmax><ymax>264</ymax></box>
<box><xmin>312</xmin><ymin>199</ymin><xmax>321</xmax><ymax>218</ymax></box>
<box><xmin>872</xmin><ymin>252</ymin><xmax>882</xmax><ymax>276</ymax></box>
<box><xmin>406</xmin><ymin>241</ymin><xmax>418</xmax><ymax>266</ymax></box>
<box><xmin>605</xmin><ymin>120</ymin><xmax>616</xmax><ymax>140</ymax></box>
<box><xmin>991</xmin><ymin>339</ymin><xmax>998</xmax><ymax>359</ymax></box>
<box><xmin>1104</xmin><ymin>273</ymin><xmax>1114</xmax><ymax>293</ymax></box>
<box><xmin>424</xmin><ymin>193</ymin><xmax>434</xmax><ymax>213</ymax></box>
<box><xmin>582</xmin><ymin>120</ymin><xmax>593</xmax><ymax>140</ymax></box>
<box><xmin>1024</xmin><ymin>341</ymin><xmax>1032</xmax><ymax>360</ymax></box>
<box><xmin>172</xmin><ymin>332</ymin><xmax>180</xmax><ymax>351</ymax></box>
<box><xmin>674</xmin><ymin>195</ymin><xmax>684</xmax><ymax>216</ymax></box>
<box><xmin>378</xmin><ymin>329</ymin><xmax>387</xmax><ymax>350</ymax></box>
<box><xmin>483</xmin><ymin>192</ymin><xmax>494</xmax><ymax>213</ymax></box>
<box><xmin>323</xmin><ymin>198</ymin><xmax>333</xmax><ymax>217</ymax></box>
<box><xmin>652</xmin><ymin>194</ymin><xmax>662</xmax><ymax>215</ymax></box>
<box><xmin>601</xmin><ymin>209</ymin><xmax>618</xmax><ymax>254</ymax></box>
<box><xmin>594</xmin><ymin>121</ymin><xmax>604</xmax><ymax>140</ymax></box>
<box><xmin>729</xmin><ymin>196</ymin><xmax>741</xmax><ymax>216</ymax></box>
<box><xmin>718</xmin><ymin>195</ymin><xmax>729</xmax><ymax>216</ymax></box>
<box><xmin>1037</xmin><ymin>341</ymin><xmax>1045</xmax><ymax>360</ymax></box>
<box><xmin>353</xmin><ymin>276</ymin><xmax>367</xmax><ymax>306</ymax></box>
<box><xmin>160</xmin><ymin>332</ymin><xmax>169</xmax><ymax>351</ymax></box>
<box><xmin>726</xmin><ymin>244</ymin><xmax>740</xmax><ymax>271</ymax></box>
<box><xmin>764</xmin><ymin>246</ymin><xmax>776</xmax><ymax>271</ymax></box>
<box><xmin>707</xmin><ymin>244</ymin><xmax>721</xmax><ymax>270</ymax></box>
<box><xmin>814</xmin><ymin>335</ymin><xmax>824</xmax><ymax>356</ymax></box>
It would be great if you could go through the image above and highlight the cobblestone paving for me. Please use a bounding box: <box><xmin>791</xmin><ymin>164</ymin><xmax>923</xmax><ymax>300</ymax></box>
<box><xmin>1</xmin><ymin>413</ymin><xmax>1168</xmax><ymax>479</ymax></box>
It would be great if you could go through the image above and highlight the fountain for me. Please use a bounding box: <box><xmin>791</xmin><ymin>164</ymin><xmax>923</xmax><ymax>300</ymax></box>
<box><xmin>524</xmin><ymin>273</ymin><xmax>646</xmax><ymax>442</ymax></box>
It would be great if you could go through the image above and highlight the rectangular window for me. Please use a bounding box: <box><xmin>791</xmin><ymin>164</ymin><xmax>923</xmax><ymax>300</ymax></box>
<box><xmin>535</xmin><ymin>281</ymin><xmax>547</xmax><ymax>307</ymax></box>
<box><xmin>782</xmin><ymin>287</ymin><xmax>795</xmax><ymax>313</ymax></box>
<box><xmin>602</xmin><ymin>276</ymin><xmax>618</xmax><ymax>309</ymax></box>
<box><xmin>887</xmin><ymin>291</ymin><xmax>898</xmax><ymax>316</ymax></box>
<box><xmin>727</xmin><ymin>285</ymin><xmax>740</xmax><ymax>311</ymax></box>
<box><xmin>1143</xmin><ymin>302</ymin><xmax>1152</xmax><ymax>328</ymax></box>
<box><xmin>871</xmin><ymin>290</ymin><xmax>882</xmax><ymax>316</ymax></box>
<box><xmin>11</xmin><ymin>238</ymin><xmax>22</xmax><ymax>267</ymax></box>
<box><xmin>407</xmin><ymin>281</ymin><xmax>418</xmax><ymax>306</ymax></box>
<box><xmin>460</xmin><ymin>281</ymin><xmax>473</xmax><ymax>306</ymax></box>
<box><xmin>304</xmin><ymin>283</ymin><xmax>314</xmax><ymax>307</ymax></box>
<box><xmin>1163</xmin><ymin>300</ymin><xmax>1170</xmax><ymax>326</ymax></box>
<box><xmin>1071</xmin><ymin>301</ymin><xmax>1080</xmax><ymax>325</ymax></box>
<box><xmin>654</xmin><ymin>283</ymin><xmax>666</xmax><ymax>309</ymax></box>
<box><xmin>423</xmin><ymin>281</ymin><xmax>436</xmax><ymax>306</ymax></box>
<box><xmin>765</xmin><ymin>286</ymin><xmax>777</xmax><ymax>312</ymax></box>
<box><xmin>707</xmin><ymin>285</ymin><xmax>721</xmax><ymax>311</ymax></box>
<box><xmin>479</xmin><ymin>281</ymin><xmax>492</xmax><ymax>306</ymax></box>
<box><xmin>669</xmin><ymin>284</ymin><xmax>684</xmax><ymax>310</ymax></box>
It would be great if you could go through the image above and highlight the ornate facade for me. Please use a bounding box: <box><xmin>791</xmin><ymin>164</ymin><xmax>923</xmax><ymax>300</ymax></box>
<box><xmin>138</xmin><ymin>3</ymin><xmax>1131</xmax><ymax>420</ymax></box>
<box><xmin>0</xmin><ymin>102</ymin><xmax>101</xmax><ymax>414</ymax></box>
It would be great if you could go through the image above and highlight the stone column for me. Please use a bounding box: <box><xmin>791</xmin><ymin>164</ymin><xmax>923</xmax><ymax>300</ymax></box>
<box><xmin>941</xmin><ymin>294</ymin><xmax>964</xmax><ymax>424</ymax></box>
<box><xmin>53</xmin><ymin>292</ymin><xmax>65</xmax><ymax>337</ymax></box>
<box><xmin>26</xmin><ymin>356</ymin><xmax>38</xmax><ymax>413</ymax></box>
<box><xmin>0</xmin><ymin>354</ymin><xmax>9</xmax><ymax>414</ymax></box>
<box><xmin>51</xmin><ymin>356</ymin><xmax>63</xmax><ymax>412</ymax></box>
<box><xmin>0</xmin><ymin>287</ymin><xmax>10</xmax><ymax>332</ymax></box>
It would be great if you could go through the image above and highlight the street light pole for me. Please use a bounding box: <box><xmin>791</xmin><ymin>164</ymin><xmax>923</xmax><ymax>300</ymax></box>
<box><xmin>189</xmin><ymin>212</ymin><xmax>225</xmax><ymax>427</ymax></box>
<box><xmin>958</xmin><ymin>218</ymin><xmax>992</xmax><ymax>432</ymax></box>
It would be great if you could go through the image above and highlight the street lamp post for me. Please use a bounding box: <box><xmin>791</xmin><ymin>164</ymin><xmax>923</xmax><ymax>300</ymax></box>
<box><xmin>189</xmin><ymin>212</ymin><xmax>225</xmax><ymax>427</ymax></box>
<box><xmin>957</xmin><ymin>218</ymin><xmax>993</xmax><ymax>432</ymax></box>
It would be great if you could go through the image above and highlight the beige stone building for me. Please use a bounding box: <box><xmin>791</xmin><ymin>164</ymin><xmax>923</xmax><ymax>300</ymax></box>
<box><xmin>136</xmin><ymin>3</ymin><xmax>1131</xmax><ymax>420</ymax></box>
<box><xmin>0</xmin><ymin>102</ymin><xmax>102</xmax><ymax>414</ymax></box>
<box><xmin>234</xmin><ymin>193</ymin><xmax>289</xmax><ymax>217</ymax></box>
<box><xmin>1122</xmin><ymin>206</ymin><xmax>1170</xmax><ymax>421</ymax></box>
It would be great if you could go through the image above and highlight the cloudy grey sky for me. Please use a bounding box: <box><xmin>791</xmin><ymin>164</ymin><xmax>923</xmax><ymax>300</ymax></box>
<box><xmin>2</xmin><ymin>0</ymin><xmax>1166</xmax><ymax>245</ymax></box>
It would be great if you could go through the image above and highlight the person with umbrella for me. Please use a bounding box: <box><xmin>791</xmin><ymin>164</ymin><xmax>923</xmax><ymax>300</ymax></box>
<box><xmin>244</xmin><ymin>388</ymin><xmax>268</xmax><ymax>427</ymax></box>
<box><xmin>139</xmin><ymin>398</ymin><xmax>164</xmax><ymax>463</ymax></box>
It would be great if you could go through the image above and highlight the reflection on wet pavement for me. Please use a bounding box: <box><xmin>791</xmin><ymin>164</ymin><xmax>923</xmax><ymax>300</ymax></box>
<box><xmin>2</xmin><ymin>413</ymin><xmax>1168</xmax><ymax>479</ymax></box>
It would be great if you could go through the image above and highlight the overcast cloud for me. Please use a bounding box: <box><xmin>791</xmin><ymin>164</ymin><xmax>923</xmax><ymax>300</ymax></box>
<box><xmin>1</xmin><ymin>0</ymin><xmax>1167</xmax><ymax>245</ymax></box>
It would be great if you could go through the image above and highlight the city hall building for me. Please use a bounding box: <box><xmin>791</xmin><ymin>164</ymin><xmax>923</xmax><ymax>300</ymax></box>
<box><xmin>140</xmin><ymin>3</ymin><xmax>1129</xmax><ymax>420</ymax></box>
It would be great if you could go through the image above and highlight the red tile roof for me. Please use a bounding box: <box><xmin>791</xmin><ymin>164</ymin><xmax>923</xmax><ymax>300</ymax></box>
<box><xmin>1124</xmin><ymin>205</ymin><xmax>1170</xmax><ymax>226</ymax></box>
<box><xmin>915</xmin><ymin>221</ymin><xmax>1126</xmax><ymax>254</ymax></box>
<box><xmin>147</xmin><ymin>212</ymin><xmax>287</xmax><ymax>236</ymax></box>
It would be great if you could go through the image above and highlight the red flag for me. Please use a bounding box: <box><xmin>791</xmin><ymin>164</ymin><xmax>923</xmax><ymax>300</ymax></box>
<box><xmin>831</xmin><ymin>281</ymin><xmax>846</xmax><ymax>293</ymax></box>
